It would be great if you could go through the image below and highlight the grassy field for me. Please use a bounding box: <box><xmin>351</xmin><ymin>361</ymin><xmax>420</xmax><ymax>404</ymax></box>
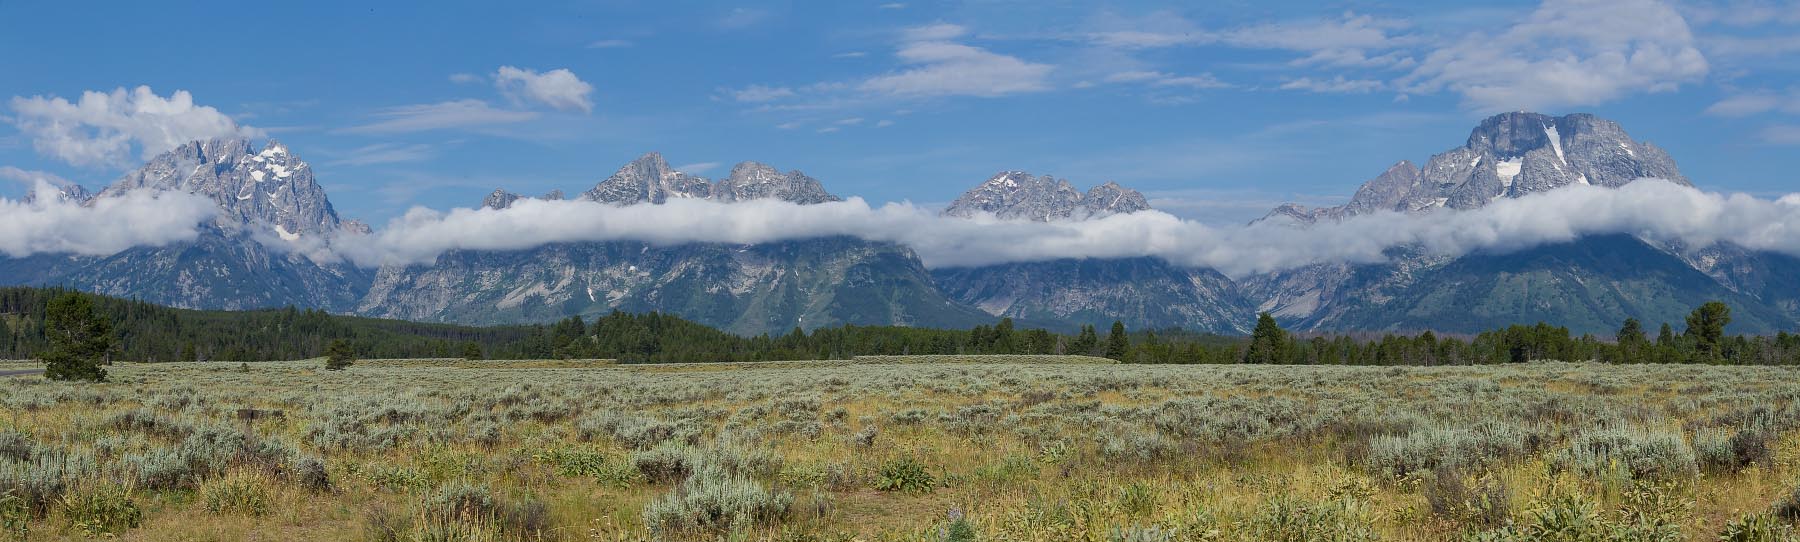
<box><xmin>2</xmin><ymin>359</ymin><xmax>1800</xmax><ymax>540</ymax></box>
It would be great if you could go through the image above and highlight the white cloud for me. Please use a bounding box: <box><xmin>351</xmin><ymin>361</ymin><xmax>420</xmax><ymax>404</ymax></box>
<box><xmin>1762</xmin><ymin>125</ymin><xmax>1800</xmax><ymax>145</ymax></box>
<box><xmin>0</xmin><ymin>166</ymin><xmax>72</xmax><ymax>187</ymax></box>
<box><xmin>0</xmin><ymin>181</ymin><xmax>216</xmax><ymax>257</ymax></box>
<box><xmin>1105</xmin><ymin>71</ymin><xmax>1230</xmax><ymax>90</ymax></box>
<box><xmin>327</xmin><ymin>143</ymin><xmax>435</xmax><ymax>166</ymax></box>
<box><xmin>1222</xmin><ymin>13</ymin><xmax>1412</xmax><ymax>52</ymax></box>
<box><xmin>902</xmin><ymin>23</ymin><xmax>967</xmax><ymax>42</ymax></box>
<box><xmin>586</xmin><ymin>39</ymin><xmax>634</xmax><ymax>49</ymax></box>
<box><xmin>1401</xmin><ymin>0</ymin><xmax>1709</xmax><ymax>112</ymax></box>
<box><xmin>1281</xmin><ymin>76</ymin><xmax>1385</xmax><ymax>94</ymax></box>
<box><xmin>880</xmin><ymin>3</ymin><xmax>906</xmax><ymax>9</ymax></box>
<box><xmin>494</xmin><ymin>66</ymin><xmax>596</xmax><ymax>113</ymax></box>
<box><xmin>1705</xmin><ymin>90</ymin><xmax>1800</xmax><ymax>116</ymax></box>
<box><xmin>342</xmin><ymin>100</ymin><xmax>540</xmax><ymax>134</ymax></box>
<box><xmin>875</xmin><ymin>119</ymin><xmax>895</xmax><ymax>127</ymax></box>
<box><xmin>448</xmin><ymin>73</ymin><xmax>481</xmax><ymax>84</ymax></box>
<box><xmin>729</xmin><ymin>84</ymin><xmax>798</xmax><ymax>102</ymax></box>
<box><xmin>8</xmin><ymin>86</ymin><xmax>263</xmax><ymax>169</ymax></box>
<box><xmin>835</xmin><ymin>117</ymin><xmax>864</xmax><ymax>125</ymax></box>
<box><xmin>860</xmin><ymin>37</ymin><xmax>1053</xmax><ymax>98</ymax></box>
<box><xmin>320</xmin><ymin>180</ymin><xmax>1800</xmax><ymax>280</ymax></box>
<box><xmin>832</xmin><ymin>52</ymin><xmax>868</xmax><ymax>59</ymax></box>
<box><xmin>674</xmin><ymin>162</ymin><xmax>720</xmax><ymax>174</ymax></box>
<box><xmin>717</xmin><ymin>8</ymin><xmax>769</xmax><ymax>29</ymax></box>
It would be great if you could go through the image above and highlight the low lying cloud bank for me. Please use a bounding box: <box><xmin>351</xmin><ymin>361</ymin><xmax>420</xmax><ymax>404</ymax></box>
<box><xmin>326</xmin><ymin>179</ymin><xmax>1800</xmax><ymax>277</ymax></box>
<box><xmin>0</xmin><ymin>182</ymin><xmax>216</xmax><ymax>258</ymax></box>
<box><xmin>3</xmin><ymin>178</ymin><xmax>1796</xmax><ymax>277</ymax></box>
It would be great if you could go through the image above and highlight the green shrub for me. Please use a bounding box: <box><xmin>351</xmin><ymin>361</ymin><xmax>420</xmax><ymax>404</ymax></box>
<box><xmin>1718</xmin><ymin>512</ymin><xmax>1795</xmax><ymax>542</ymax></box>
<box><xmin>200</xmin><ymin>471</ymin><xmax>272</xmax><ymax>516</ymax></box>
<box><xmin>1696</xmin><ymin>428</ymin><xmax>1773</xmax><ymax>474</ymax></box>
<box><xmin>874</xmin><ymin>457</ymin><xmax>936</xmax><ymax>493</ymax></box>
<box><xmin>1551</xmin><ymin>428</ymin><xmax>1696</xmax><ymax>482</ymax></box>
<box><xmin>0</xmin><ymin>490</ymin><xmax>26</xmax><ymax>540</ymax></box>
<box><xmin>1365</xmin><ymin>422</ymin><xmax>1530</xmax><ymax>479</ymax></box>
<box><xmin>58</xmin><ymin>484</ymin><xmax>142</xmax><ymax>537</ymax></box>
<box><xmin>1244</xmin><ymin>494</ymin><xmax>1377</xmax><ymax>542</ymax></box>
<box><xmin>426</xmin><ymin>482</ymin><xmax>497</xmax><ymax>521</ymax></box>
<box><xmin>642</xmin><ymin>463</ymin><xmax>793</xmax><ymax>534</ymax></box>
<box><xmin>632</xmin><ymin>444</ymin><xmax>697</xmax><ymax>484</ymax></box>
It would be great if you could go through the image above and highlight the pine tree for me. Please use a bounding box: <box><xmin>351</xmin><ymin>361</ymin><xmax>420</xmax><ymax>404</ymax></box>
<box><xmin>461</xmin><ymin>341</ymin><xmax>484</xmax><ymax>360</ymax></box>
<box><xmin>39</xmin><ymin>292</ymin><xmax>111</xmax><ymax>382</ymax></box>
<box><xmin>324</xmin><ymin>340</ymin><xmax>355</xmax><ymax>370</ymax></box>
<box><xmin>1246</xmin><ymin>312</ymin><xmax>1288</xmax><ymax>364</ymax></box>
<box><xmin>1071</xmin><ymin>325</ymin><xmax>1099</xmax><ymax>355</ymax></box>
<box><xmin>1657</xmin><ymin>323</ymin><xmax>1675</xmax><ymax>347</ymax></box>
<box><xmin>1685</xmin><ymin>301</ymin><xmax>1731</xmax><ymax>361</ymax></box>
<box><xmin>1617</xmin><ymin>318</ymin><xmax>1646</xmax><ymax>345</ymax></box>
<box><xmin>1104</xmin><ymin>321</ymin><xmax>1129</xmax><ymax>361</ymax></box>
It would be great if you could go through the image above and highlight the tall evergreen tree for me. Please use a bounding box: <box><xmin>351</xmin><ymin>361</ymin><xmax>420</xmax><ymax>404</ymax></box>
<box><xmin>461</xmin><ymin>341</ymin><xmax>484</xmax><ymax>360</ymax></box>
<box><xmin>1685</xmin><ymin>301</ymin><xmax>1732</xmax><ymax>361</ymax></box>
<box><xmin>1617</xmin><ymin>318</ymin><xmax>1646</xmax><ymax>345</ymax></box>
<box><xmin>1245</xmin><ymin>312</ymin><xmax>1288</xmax><ymax>364</ymax></box>
<box><xmin>39</xmin><ymin>292</ymin><xmax>112</xmax><ymax>382</ymax></box>
<box><xmin>324</xmin><ymin>340</ymin><xmax>355</xmax><ymax>370</ymax></box>
<box><xmin>1104</xmin><ymin>321</ymin><xmax>1130</xmax><ymax>361</ymax></box>
<box><xmin>1070</xmin><ymin>325</ymin><xmax>1099</xmax><ymax>355</ymax></box>
<box><xmin>1657</xmin><ymin>323</ymin><xmax>1676</xmax><ymax>348</ymax></box>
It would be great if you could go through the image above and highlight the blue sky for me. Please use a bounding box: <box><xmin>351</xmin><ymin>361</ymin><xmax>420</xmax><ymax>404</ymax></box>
<box><xmin>2</xmin><ymin>0</ymin><xmax>1798</xmax><ymax>225</ymax></box>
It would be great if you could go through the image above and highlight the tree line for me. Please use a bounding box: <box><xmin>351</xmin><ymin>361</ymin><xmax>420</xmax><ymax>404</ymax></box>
<box><xmin>5</xmin><ymin>287</ymin><xmax>1797</xmax><ymax>370</ymax></box>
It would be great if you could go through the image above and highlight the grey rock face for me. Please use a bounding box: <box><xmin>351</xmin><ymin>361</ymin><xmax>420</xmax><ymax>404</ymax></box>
<box><xmin>4</xmin><ymin>138</ymin><xmax>371</xmax><ymax>311</ymax></box>
<box><xmin>942</xmin><ymin>172</ymin><xmax>1147</xmax><ymax>221</ymax></box>
<box><xmin>20</xmin><ymin>183</ymin><xmax>93</xmax><ymax>206</ymax></box>
<box><xmin>573</xmin><ymin>153</ymin><xmax>841</xmax><ymax>207</ymax></box>
<box><xmin>357</xmin><ymin>237</ymin><xmax>990</xmax><ymax>335</ymax></box>
<box><xmin>1244</xmin><ymin>112</ymin><xmax>1740</xmax><ymax>333</ymax></box>
<box><xmin>932</xmin><ymin>258</ymin><xmax>1252</xmax><ymax>334</ymax></box>
<box><xmin>933</xmin><ymin>173</ymin><xmax>1254</xmax><ymax>333</ymax></box>
<box><xmin>100</xmin><ymin>139</ymin><xmax>341</xmax><ymax>237</ymax></box>
<box><xmin>711</xmin><ymin>162</ymin><xmax>842</xmax><ymax>204</ymax></box>
<box><xmin>481</xmin><ymin>189</ymin><xmax>521</xmax><ymax>210</ymax></box>
<box><xmin>1259</xmin><ymin>112</ymin><xmax>1690</xmax><ymax>224</ymax></box>
<box><xmin>580</xmin><ymin>152</ymin><xmax>712</xmax><ymax>204</ymax></box>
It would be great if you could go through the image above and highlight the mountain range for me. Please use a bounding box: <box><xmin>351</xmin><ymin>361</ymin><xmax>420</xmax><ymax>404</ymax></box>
<box><xmin>3</xmin><ymin>112</ymin><xmax>1794</xmax><ymax>336</ymax></box>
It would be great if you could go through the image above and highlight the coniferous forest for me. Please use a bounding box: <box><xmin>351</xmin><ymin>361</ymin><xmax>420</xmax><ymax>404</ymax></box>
<box><xmin>2</xmin><ymin>286</ymin><xmax>1797</xmax><ymax>365</ymax></box>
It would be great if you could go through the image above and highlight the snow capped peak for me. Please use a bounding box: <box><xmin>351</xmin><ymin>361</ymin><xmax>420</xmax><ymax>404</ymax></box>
<box><xmin>1263</xmin><ymin>112</ymin><xmax>1689</xmax><ymax>225</ymax></box>
<box><xmin>944</xmin><ymin>171</ymin><xmax>1147</xmax><ymax>221</ymax></box>
<box><xmin>99</xmin><ymin>137</ymin><xmax>340</xmax><ymax>236</ymax></box>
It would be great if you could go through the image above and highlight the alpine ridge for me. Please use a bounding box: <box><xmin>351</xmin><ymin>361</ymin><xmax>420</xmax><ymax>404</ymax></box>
<box><xmin>3</xmin><ymin>111</ymin><xmax>1796</xmax><ymax>336</ymax></box>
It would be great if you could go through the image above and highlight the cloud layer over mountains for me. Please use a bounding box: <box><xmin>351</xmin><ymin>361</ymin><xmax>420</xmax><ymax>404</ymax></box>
<box><xmin>0</xmin><ymin>182</ymin><xmax>215</xmax><ymax>258</ymax></box>
<box><xmin>6</xmin><ymin>179</ymin><xmax>1799</xmax><ymax>277</ymax></box>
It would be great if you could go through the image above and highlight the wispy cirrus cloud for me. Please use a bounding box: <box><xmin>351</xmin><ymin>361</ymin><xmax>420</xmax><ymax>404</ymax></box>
<box><xmin>326</xmin><ymin>143</ymin><xmax>436</xmax><ymax>166</ymax></box>
<box><xmin>341</xmin><ymin>100</ymin><xmax>539</xmax><ymax>134</ymax></box>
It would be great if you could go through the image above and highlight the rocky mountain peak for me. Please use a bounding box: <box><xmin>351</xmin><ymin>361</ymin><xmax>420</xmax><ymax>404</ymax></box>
<box><xmin>1081</xmin><ymin>181</ymin><xmax>1151</xmax><ymax>217</ymax></box>
<box><xmin>100</xmin><ymin>138</ymin><xmax>340</xmax><ymax>237</ymax></box>
<box><xmin>580</xmin><ymin>151</ymin><xmax>712</xmax><ymax>204</ymax></box>
<box><xmin>712</xmin><ymin>161</ymin><xmax>842</xmax><ymax>204</ymax></box>
<box><xmin>20</xmin><ymin>183</ymin><xmax>93</xmax><ymax>206</ymax></box>
<box><xmin>944</xmin><ymin>172</ymin><xmax>1151</xmax><ymax>221</ymax></box>
<box><xmin>482</xmin><ymin>189</ymin><xmax>521</xmax><ymax>210</ymax></box>
<box><xmin>1261</xmin><ymin>112</ymin><xmax>1690</xmax><ymax>225</ymax></box>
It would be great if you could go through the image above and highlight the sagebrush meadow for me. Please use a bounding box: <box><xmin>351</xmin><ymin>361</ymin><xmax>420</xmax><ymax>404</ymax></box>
<box><xmin>3</xmin><ymin>358</ymin><xmax>1800</xmax><ymax>540</ymax></box>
